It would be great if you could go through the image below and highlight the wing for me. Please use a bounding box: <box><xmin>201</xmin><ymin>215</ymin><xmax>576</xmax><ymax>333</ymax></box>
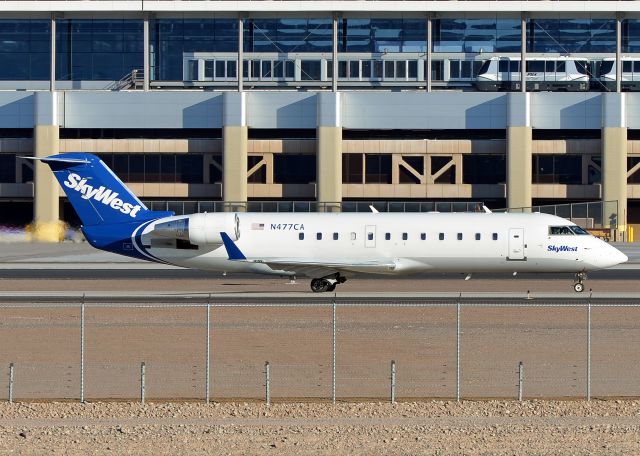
<box><xmin>219</xmin><ymin>232</ymin><xmax>396</xmax><ymax>277</ymax></box>
<box><xmin>247</xmin><ymin>257</ymin><xmax>397</xmax><ymax>277</ymax></box>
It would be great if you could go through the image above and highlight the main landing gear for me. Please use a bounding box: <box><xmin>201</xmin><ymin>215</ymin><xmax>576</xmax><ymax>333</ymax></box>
<box><xmin>310</xmin><ymin>274</ymin><xmax>347</xmax><ymax>293</ymax></box>
<box><xmin>573</xmin><ymin>272</ymin><xmax>587</xmax><ymax>293</ymax></box>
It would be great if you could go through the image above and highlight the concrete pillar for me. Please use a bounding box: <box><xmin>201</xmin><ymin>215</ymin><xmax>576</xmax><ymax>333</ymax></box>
<box><xmin>602</xmin><ymin>93</ymin><xmax>627</xmax><ymax>239</ymax></box>
<box><xmin>33</xmin><ymin>91</ymin><xmax>61</xmax><ymax>241</ymax></box>
<box><xmin>317</xmin><ymin>92</ymin><xmax>342</xmax><ymax>212</ymax></box>
<box><xmin>222</xmin><ymin>92</ymin><xmax>247</xmax><ymax>211</ymax></box>
<box><xmin>506</xmin><ymin>92</ymin><xmax>532</xmax><ymax>210</ymax></box>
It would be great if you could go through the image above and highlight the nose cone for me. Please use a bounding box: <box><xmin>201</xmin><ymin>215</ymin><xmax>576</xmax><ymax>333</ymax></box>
<box><xmin>595</xmin><ymin>245</ymin><xmax>628</xmax><ymax>269</ymax></box>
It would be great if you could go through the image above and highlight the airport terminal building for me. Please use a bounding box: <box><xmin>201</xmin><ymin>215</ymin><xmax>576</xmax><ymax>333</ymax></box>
<box><xmin>0</xmin><ymin>0</ymin><xmax>638</xmax><ymax>236</ymax></box>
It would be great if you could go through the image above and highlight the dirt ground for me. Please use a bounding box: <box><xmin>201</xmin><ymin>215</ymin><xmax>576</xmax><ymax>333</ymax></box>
<box><xmin>0</xmin><ymin>400</ymin><xmax>639</xmax><ymax>455</ymax></box>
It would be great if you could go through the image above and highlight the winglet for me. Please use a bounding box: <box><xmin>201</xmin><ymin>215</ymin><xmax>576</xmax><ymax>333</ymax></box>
<box><xmin>220</xmin><ymin>232</ymin><xmax>246</xmax><ymax>260</ymax></box>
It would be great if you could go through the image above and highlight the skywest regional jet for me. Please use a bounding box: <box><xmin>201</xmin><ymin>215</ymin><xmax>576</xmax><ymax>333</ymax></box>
<box><xmin>35</xmin><ymin>153</ymin><xmax>627</xmax><ymax>293</ymax></box>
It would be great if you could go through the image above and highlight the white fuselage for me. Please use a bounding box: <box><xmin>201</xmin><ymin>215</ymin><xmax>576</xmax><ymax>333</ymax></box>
<box><xmin>133</xmin><ymin>212</ymin><xmax>627</xmax><ymax>277</ymax></box>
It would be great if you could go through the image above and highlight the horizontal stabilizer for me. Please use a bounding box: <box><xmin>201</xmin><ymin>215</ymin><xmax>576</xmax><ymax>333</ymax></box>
<box><xmin>21</xmin><ymin>156</ymin><xmax>91</xmax><ymax>165</ymax></box>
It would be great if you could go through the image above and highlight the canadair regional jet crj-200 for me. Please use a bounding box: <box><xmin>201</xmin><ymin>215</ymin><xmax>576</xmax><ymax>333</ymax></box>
<box><xmin>34</xmin><ymin>153</ymin><xmax>628</xmax><ymax>293</ymax></box>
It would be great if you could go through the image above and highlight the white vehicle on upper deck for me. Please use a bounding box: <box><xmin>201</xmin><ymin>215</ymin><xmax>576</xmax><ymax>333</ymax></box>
<box><xmin>475</xmin><ymin>56</ymin><xmax>590</xmax><ymax>92</ymax></box>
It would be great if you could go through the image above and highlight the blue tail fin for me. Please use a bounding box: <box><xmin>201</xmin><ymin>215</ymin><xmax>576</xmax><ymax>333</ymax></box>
<box><xmin>38</xmin><ymin>153</ymin><xmax>171</xmax><ymax>227</ymax></box>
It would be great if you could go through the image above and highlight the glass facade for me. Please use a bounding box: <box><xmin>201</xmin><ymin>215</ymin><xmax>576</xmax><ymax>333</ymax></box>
<box><xmin>0</xmin><ymin>20</ymin><xmax>50</xmax><ymax>80</ymax></box>
<box><xmin>0</xmin><ymin>154</ymin><xmax>16</xmax><ymax>182</ymax></box>
<box><xmin>433</xmin><ymin>18</ymin><xmax>520</xmax><ymax>53</ymax></box>
<box><xmin>339</xmin><ymin>18</ymin><xmax>426</xmax><ymax>53</ymax></box>
<box><xmin>152</xmin><ymin>18</ymin><xmax>238</xmax><ymax>80</ymax></box>
<box><xmin>0</xmin><ymin>15</ymin><xmax>633</xmax><ymax>82</ymax></box>
<box><xmin>96</xmin><ymin>153</ymin><xmax>204</xmax><ymax>183</ymax></box>
<box><xmin>274</xmin><ymin>155</ymin><xmax>316</xmax><ymax>184</ymax></box>
<box><xmin>56</xmin><ymin>19</ymin><xmax>143</xmax><ymax>80</ymax></box>
<box><xmin>527</xmin><ymin>19</ymin><xmax>615</xmax><ymax>53</ymax></box>
<box><xmin>463</xmin><ymin>155</ymin><xmax>506</xmax><ymax>184</ymax></box>
<box><xmin>533</xmin><ymin>155</ymin><xmax>582</xmax><ymax>184</ymax></box>
<box><xmin>244</xmin><ymin>18</ymin><xmax>332</xmax><ymax>53</ymax></box>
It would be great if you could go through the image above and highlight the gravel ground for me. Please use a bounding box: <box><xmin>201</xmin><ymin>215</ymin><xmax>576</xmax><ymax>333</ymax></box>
<box><xmin>0</xmin><ymin>401</ymin><xmax>639</xmax><ymax>455</ymax></box>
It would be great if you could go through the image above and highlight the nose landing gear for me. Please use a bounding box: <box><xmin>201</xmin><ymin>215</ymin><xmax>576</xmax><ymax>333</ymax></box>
<box><xmin>310</xmin><ymin>274</ymin><xmax>347</xmax><ymax>293</ymax></box>
<box><xmin>573</xmin><ymin>272</ymin><xmax>587</xmax><ymax>293</ymax></box>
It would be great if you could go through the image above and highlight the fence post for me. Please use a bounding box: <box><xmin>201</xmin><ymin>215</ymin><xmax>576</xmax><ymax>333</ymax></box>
<box><xmin>332</xmin><ymin>298</ymin><xmax>336</xmax><ymax>405</ymax></box>
<box><xmin>8</xmin><ymin>363</ymin><xmax>14</xmax><ymax>403</ymax></box>
<box><xmin>390</xmin><ymin>360</ymin><xmax>396</xmax><ymax>404</ymax></box>
<box><xmin>265</xmin><ymin>361</ymin><xmax>270</xmax><ymax>406</ymax></box>
<box><xmin>80</xmin><ymin>295</ymin><xmax>85</xmax><ymax>403</ymax></box>
<box><xmin>518</xmin><ymin>361</ymin><xmax>524</xmax><ymax>401</ymax></box>
<box><xmin>140</xmin><ymin>362</ymin><xmax>146</xmax><ymax>405</ymax></box>
<box><xmin>205</xmin><ymin>298</ymin><xmax>211</xmax><ymax>404</ymax></box>
<box><xmin>456</xmin><ymin>296</ymin><xmax>461</xmax><ymax>402</ymax></box>
<box><xmin>587</xmin><ymin>291</ymin><xmax>592</xmax><ymax>401</ymax></box>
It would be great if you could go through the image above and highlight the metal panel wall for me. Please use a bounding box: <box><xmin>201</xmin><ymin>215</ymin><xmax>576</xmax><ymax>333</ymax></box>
<box><xmin>63</xmin><ymin>92</ymin><xmax>223</xmax><ymax>129</ymax></box>
<box><xmin>342</xmin><ymin>92</ymin><xmax>508</xmax><ymax>130</ymax></box>
<box><xmin>0</xmin><ymin>93</ymin><xmax>34</xmax><ymax>128</ymax></box>
<box><xmin>626</xmin><ymin>93</ymin><xmax>640</xmax><ymax>129</ymax></box>
<box><xmin>246</xmin><ymin>93</ymin><xmax>317</xmax><ymax>129</ymax></box>
<box><xmin>530</xmin><ymin>93</ymin><xmax>601</xmax><ymax>130</ymax></box>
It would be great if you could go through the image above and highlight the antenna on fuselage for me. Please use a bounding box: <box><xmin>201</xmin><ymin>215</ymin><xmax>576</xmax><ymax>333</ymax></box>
<box><xmin>369</xmin><ymin>205</ymin><xmax>379</xmax><ymax>213</ymax></box>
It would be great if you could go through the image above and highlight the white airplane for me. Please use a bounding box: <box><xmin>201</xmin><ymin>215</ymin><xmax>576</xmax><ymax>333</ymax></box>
<box><xmin>36</xmin><ymin>153</ymin><xmax>628</xmax><ymax>293</ymax></box>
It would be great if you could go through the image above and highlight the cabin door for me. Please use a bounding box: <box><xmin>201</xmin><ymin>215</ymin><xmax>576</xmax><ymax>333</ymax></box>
<box><xmin>365</xmin><ymin>225</ymin><xmax>376</xmax><ymax>248</ymax></box>
<box><xmin>508</xmin><ymin>228</ymin><xmax>526</xmax><ymax>260</ymax></box>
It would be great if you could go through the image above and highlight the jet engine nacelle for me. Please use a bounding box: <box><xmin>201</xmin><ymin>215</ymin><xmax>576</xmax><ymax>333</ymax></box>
<box><xmin>153</xmin><ymin>213</ymin><xmax>239</xmax><ymax>245</ymax></box>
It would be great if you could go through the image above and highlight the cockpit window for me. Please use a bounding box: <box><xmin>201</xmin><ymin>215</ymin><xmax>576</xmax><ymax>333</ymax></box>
<box><xmin>549</xmin><ymin>226</ymin><xmax>574</xmax><ymax>235</ymax></box>
<box><xmin>569</xmin><ymin>226</ymin><xmax>589</xmax><ymax>235</ymax></box>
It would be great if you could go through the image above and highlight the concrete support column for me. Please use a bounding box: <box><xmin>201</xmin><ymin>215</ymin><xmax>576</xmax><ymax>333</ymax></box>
<box><xmin>222</xmin><ymin>92</ymin><xmax>247</xmax><ymax>211</ymax></box>
<box><xmin>33</xmin><ymin>91</ymin><xmax>60</xmax><ymax>241</ymax></box>
<box><xmin>317</xmin><ymin>92</ymin><xmax>342</xmax><ymax>212</ymax></box>
<box><xmin>602</xmin><ymin>93</ymin><xmax>627</xmax><ymax>239</ymax></box>
<box><xmin>507</xmin><ymin>92</ymin><xmax>532</xmax><ymax>210</ymax></box>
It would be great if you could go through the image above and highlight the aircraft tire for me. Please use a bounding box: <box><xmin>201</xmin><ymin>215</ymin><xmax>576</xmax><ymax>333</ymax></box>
<box><xmin>310</xmin><ymin>278</ymin><xmax>329</xmax><ymax>293</ymax></box>
<box><xmin>573</xmin><ymin>282</ymin><xmax>584</xmax><ymax>293</ymax></box>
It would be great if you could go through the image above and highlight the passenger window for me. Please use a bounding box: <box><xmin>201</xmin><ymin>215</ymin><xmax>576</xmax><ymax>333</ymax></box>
<box><xmin>623</xmin><ymin>61</ymin><xmax>632</xmax><ymax>73</ymax></box>
<box><xmin>475</xmin><ymin>233</ymin><xmax>481</xmax><ymax>240</ymax></box>
<box><xmin>457</xmin><ymin>233</ymin><xmax>463</xmax><ymax>240</ymax></box>
<box><xmin>333</xmin><ymin>233</ymin><xmax>339</xmax><ymax>240</ymax></box>
<box><xmin>509</xmin><ymin>60</ymin><xmax>519</xmax><ymax>72</ymax></box>
<box><xmin>367</xmin><ymin>233</ymin><xmax>373</xmax><ymax>241</ymax></box>
<box><xmin>316</xmin><ymin>233</ymin><xmax>322</xmax><ymax>240</ymax></box>
<box><xmin>420</xmin><ymin>233</ymin><xmax>426</xmax><ymax>240</ymax></box>
<box><xmin>439</xmin><ymin>233</ymin><xmax>445</xmax><ymax>241</ymax></box>
<box><xmin>299</xmin><ymin>233</ymin><xmax>304</xmax><ymax>240</ymax></box>
<box><xmin>351</xmin><ymin>232</ymin><xmax>357</xmax><ymax>240</ymax></box>
<box><xmin>402</xmin><ymin>233</ymin><xmax>408</xmax><ymax>241</ymax></box>
<box><xmin>499</xmin><ymin>60</ymin><xmax>509</xmax><ymax>72</ymax></box>
<box><xmin>635</xmin><ymin>61</ymin><xmax>640</xmax><ymax>73</ymax></box>
<box><xmin>545</xmin><ymin>61</ymin><xmax>555</xmax><ymax>72</ymax></box>
<box><xmin>385</xmin><ymin>233</ymin><xmax>391</xmax><ymax>241</ymax></box>
<box><xmin>556</xmin><ymin>61</ymin><xmax>565</xmax><ymax>72</ymax></box>
<box><xmin>492</xmin><ymin>233</ymin><xmax>498</xmax><ymax>240</ymax></box>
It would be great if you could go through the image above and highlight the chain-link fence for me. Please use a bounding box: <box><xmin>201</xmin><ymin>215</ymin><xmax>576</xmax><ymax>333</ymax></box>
<box><xmin>1</xmin><ymin>297</ymin><xmax>639</xmax><ymax>402</ymax></box>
